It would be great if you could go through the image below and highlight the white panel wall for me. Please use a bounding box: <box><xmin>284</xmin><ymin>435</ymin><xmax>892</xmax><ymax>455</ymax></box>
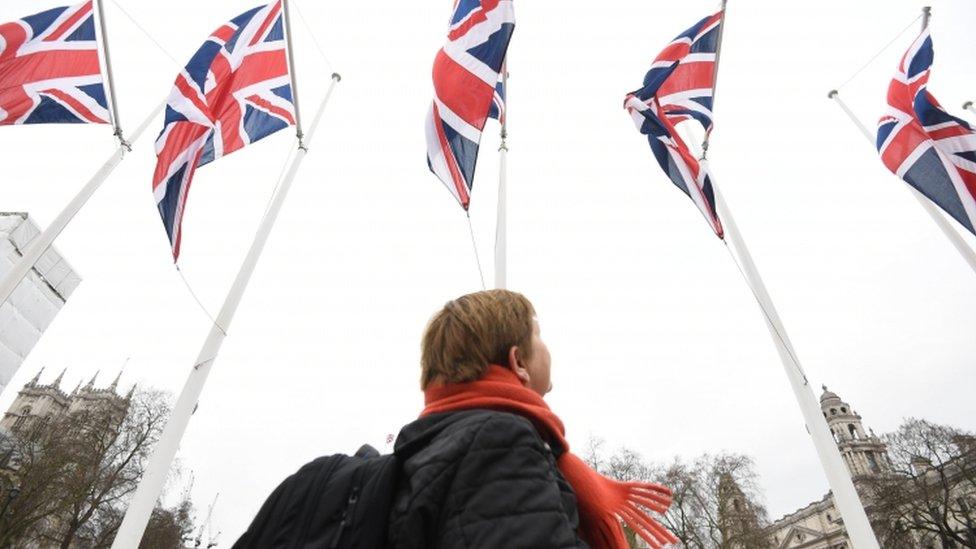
<box><xmin>0</xmin><ymin>213</ymin><xmax>80</xmax><ymax>391</ymax></box>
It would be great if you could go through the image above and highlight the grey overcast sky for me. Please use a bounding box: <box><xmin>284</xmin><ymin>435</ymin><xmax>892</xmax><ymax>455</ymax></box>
<box><xmin>2</xmin><ymin>0</ymin><xmax>975</xmax><ymax>541</ymax></box>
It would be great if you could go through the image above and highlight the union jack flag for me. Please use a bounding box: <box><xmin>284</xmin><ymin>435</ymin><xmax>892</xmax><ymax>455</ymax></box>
<box><xmin>877</xmin><ymin>28</ymin><xmax>976</xmax><ymax>236</ymax></box>
<box><xmin>624</xmin><ymin>12</ymin><xmax>724</xmax><ymax>238</ymax></box>
<box><xmin>0</xmin><ymin>1</ymin><xmax>108</xmax><ymax>125</ymax></box>
<box><xmin>425</xmin><ymin>0</ymin><xmax>514</xmax><ymax>210</ymax></box>
<box><xmin>153</xmin><ymin>1</ymin><xmax>295</xmax><ymax>260</ymax></box>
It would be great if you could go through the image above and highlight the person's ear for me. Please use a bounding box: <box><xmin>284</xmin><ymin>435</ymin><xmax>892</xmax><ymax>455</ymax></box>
<box><xmin>507</xmin><ymin>345</ymin><xmax>530</xmax><ymax>386</ymax></box>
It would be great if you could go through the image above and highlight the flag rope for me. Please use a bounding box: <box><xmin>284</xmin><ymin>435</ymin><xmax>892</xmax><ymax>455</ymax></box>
<box><xmin>108</xmin><ymin>0</ymin><xmax>180</xmax><ymax>66</ymax></box>
<box><xmin>291</xmin><ymin>0</ymin><xmax>337</xmax><ymax>71</ymax></box>
<box><xmin>719</xmin><ymin>240</ymin><xmax>808</xmax><ymax>382</ymax></box>
<box><xmin>835</xmin><ymin>13</ymin><xmax>922</xmax><ymax>90</ymax></box>
<box><xmin>466</xmin><ymin>211</ymin><xmax>487</xmax><ymax>290</ymax></box>
<box><xmin>175</xmin><ymin>267</ymin><xmax>227</xmax><ymax>336</ymax></box>
<box><xmin>173</xmin><ymin>139</ymin><xmax>297</xmax><ymax>335</ymax></box>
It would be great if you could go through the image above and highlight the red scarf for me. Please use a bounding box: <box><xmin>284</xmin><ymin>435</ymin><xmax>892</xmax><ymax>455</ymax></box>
<box><xmin>422</xmin><ymin>365</ymin><xmax>678</xmax><ymax>549</ymax></box>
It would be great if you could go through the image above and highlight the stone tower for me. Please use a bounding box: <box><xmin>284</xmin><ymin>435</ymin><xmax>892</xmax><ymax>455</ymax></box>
<box><xmin>820</xmin><ymin>386</ymin><xmax>889</xmax><ymax>478</ymax></box>
<box><xmin>0</xmin><ymin>367</ymin><xmax>71</xmax><ymax>433</ymax></box>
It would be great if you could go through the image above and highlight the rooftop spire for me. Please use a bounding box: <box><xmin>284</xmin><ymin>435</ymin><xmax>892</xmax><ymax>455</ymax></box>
<box><xmin>85</xmin><ymin>370</ymin><xmax>100</xmax><ymax>389</ymax></box>
<box><xmin>52</xmin><ymin>368</ymin><xmax>67</xmax><ymax>388</ymax></box>
<box><xmin>109</xmin><ymin>370</ymin><xmax>122</xmax><ymax>392</ymax></box>
<box><xmin>28</xmin><ymin>367</ymin><xmax>45</xmax><ymax>386</ymax></box>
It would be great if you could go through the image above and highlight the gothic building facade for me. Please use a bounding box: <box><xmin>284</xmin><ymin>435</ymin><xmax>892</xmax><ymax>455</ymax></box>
<box><xmin>0</xmin><ymin>368</ymin><xmax>131</xmax><ymax>490</ymax></box>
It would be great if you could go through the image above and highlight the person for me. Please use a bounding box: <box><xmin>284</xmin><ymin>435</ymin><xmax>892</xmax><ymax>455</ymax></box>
<box><xmin>387</xmin><ymin>290</ymin><xmax>678</xmax><ymax>548</ymax></box>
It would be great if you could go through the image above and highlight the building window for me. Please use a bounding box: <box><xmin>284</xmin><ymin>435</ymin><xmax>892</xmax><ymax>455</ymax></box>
<box><xmin>831</xmin><ymin>408</ymin><xmax>837</xmax><ymax>415</ymax></box>
<box><xmin>848</xmin><ymin>424</ymin><xmax>858</xmax><ymax>439</ymax></box>
<box><xmin>841</xmin><ymin>407</ymin><xmax>847</xmax><ymax>413</ymax></box>
<box><xmin>13</xmin><ymin>407</ymin><xmax>31</xmax><ymax>430</ymax></box>
<box><xmin>867</xmin><ymin>452</ymin><xmax>879</xmax><ymax>472</ymax></box>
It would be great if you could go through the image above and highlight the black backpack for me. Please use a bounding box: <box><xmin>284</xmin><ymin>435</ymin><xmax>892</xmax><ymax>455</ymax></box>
<box><xmin>233</xmin><ymin>445</ymin><xmax>399</xmax><ymax>549</ymax></box>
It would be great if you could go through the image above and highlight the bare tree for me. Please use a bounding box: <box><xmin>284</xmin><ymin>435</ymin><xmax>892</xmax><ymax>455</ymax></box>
<box><xmin>866</xmin><ymin>418</ymin><xmax>976</xmax><ymax>548</ymax></box>
<box><xmin>137</xmin><ymin>494</ymin><xmax>195</xmax><ymax>549</ymax></box>
<box><xmin>656</xmin><ymin>454</ymin><xmax>770</xmax><ymax>549</ymax></box>
<box><xmin>0</xmin><ymin>389</ymin><xmax>194</xmax><ymax>548</ymax></box>
<box><xmin>583</xmin><ymin>439</ymin><xmax>769</xmax><ymax>548</ymax></box>
<box><xmin>0</xmin><ymin>414</ymin><xmax>79</xmax><ymax>546</ymax></box>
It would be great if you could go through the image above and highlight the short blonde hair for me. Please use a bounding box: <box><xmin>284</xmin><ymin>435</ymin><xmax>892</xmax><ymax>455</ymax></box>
<box><xmin>420</xmin><ymin>289</ymin><xmax>535</xmax><ymax>389</ymax></box>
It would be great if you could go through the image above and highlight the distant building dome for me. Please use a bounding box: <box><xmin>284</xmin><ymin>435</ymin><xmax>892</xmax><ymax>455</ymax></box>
<box><xmin>820</xmin><ymin>385</ymin><xmax>841</xmax><ymax>403</ymax></box>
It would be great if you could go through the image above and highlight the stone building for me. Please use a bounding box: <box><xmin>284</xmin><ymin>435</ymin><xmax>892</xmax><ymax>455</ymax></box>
<box><xmin>767</xmin><ymin>387</ymin><xmax>975</xmax><ymax>549</ymax></box>
<box><xmin>0</xmin><ymin>367</ymin><xmax>130</xmax><ymax>434</ymax></box>
<box><xmin>0</xmin><ymin>367</ymin><xmax>131</xmax><ymax>495</ymax></box>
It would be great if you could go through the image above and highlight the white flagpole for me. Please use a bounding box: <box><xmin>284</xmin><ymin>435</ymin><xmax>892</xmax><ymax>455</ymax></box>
<box><xmin>827</xmin><ymin>91</ymin><xmax>976</xmax><ymax>276</ymax></box>
<box><xmin>92</xmin><ymin>0</ymin><xmax>125</xmax><ymax>144</ymax></box>
<box><xmin>281</xmin><ymin>0</ymin><xmax>305</xmax><ymax>146</ymax></box>
<box><xmin>711</xmin><ymin>180</ymin><xmax>881</xmax><ymax>549</ymax></box>
<box><xmin>494</xmin><ymin>60</ymin><xmax>508</xmax><ymax>289</ymax></box>
<box><xmin>0</xmin><ymin>102</ymin><xmax>164</xmax><ymax>311</ymax></box>
<box><xmin>111</xmin><ymin>73</ymin><xmax>341</xmax><ymax>549</ymax></box>
<box><xmin>681</xmin><ymin>5</ymin><xmax>877</xmax><ymax>539</ymax></box>
<box><xmin>700</xmin><ymin>0</ymin><xmax>727</xmax><ymax>158</ymax></box>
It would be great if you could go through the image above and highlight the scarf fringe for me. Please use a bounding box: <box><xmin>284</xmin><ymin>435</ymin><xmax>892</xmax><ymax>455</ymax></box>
<box><xmin>610</xmin><ymin>480</ymin><xmax>679</xmax><ymax>548</ymax></box>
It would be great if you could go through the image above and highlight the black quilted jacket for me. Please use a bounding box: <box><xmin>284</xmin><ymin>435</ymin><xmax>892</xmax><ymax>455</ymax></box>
<box><xmin>387</xmin><ymin>409</ymin><xmax>589</xmax><ymax>548</ymax></box>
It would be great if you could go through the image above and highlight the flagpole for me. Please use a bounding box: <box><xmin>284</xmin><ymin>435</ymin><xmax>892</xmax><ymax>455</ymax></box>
<box><xmin>828</xmin><ymin>94</ymin><xmax>976</xmax><ymax>276</ymax></box>
<box><xmin>0</xmin><ymin>102</ymin><xmax>164</xmax><ymax>313</ymax></box>
<box><xmin>681</xmin><ymin>3</ymin><xmax>876</xmax><ymax>533</ymax></box>
<box><xmin>92</xmin><ymin>0</ymin><xmax>125</xmax><ymax>145</ymax></box>
<box><xmin>281</xmin><ymin>0</ymin><xmax>305</xmax><ymax>146</ymax></box>
<box><xmin>110</xmin><ymin>73</ymin><xmax>341</xmax><ymax>549</ymax></box>
<box><xmin>494</xmin><ymin>59</ymin><xmax>508</xmax><ymax>289</ymax></box>
<box><xmin>829</xmin><ymin>6</ymin><xmax>976</xmax><ymax>275</ymax></box>
<box><xmin>701</xmin><ymin>0</ymin><xmax>727</xmax><ymax>157</ymax></box>
<box><xmin>711</xmin><ymin>180</ymin><xmax>881</xmax><ymax>549</ymax></box>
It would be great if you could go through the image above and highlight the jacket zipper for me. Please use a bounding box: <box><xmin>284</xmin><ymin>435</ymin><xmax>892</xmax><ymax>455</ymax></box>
<box><xmin>330</xmin><ymin>485</ymin><xmax>361</xmax><ymax>549</ymax></box>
